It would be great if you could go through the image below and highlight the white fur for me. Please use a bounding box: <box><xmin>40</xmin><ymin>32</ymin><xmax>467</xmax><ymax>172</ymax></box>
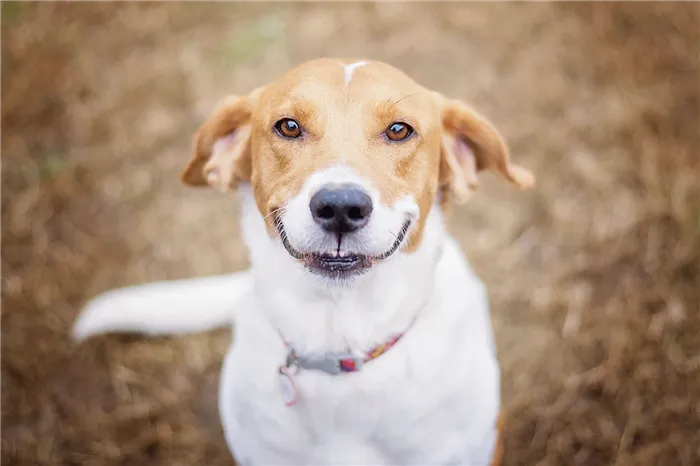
<box><xmin>73</xmin><ymin>272</ymin><xmax>251</xmax><ymax>340</ymax></box>
<box><xmin>282</xmin><ymin>164</ymin><xmax>419</xmax><ymax>261</ymax></box>
<box><xmin>73</xmin><ymin>176</ymin><xmax>501</xmax><ymax>465</ymax></box>
<box><xmin>341</xmin><ymin>60</ymin><xmax>368</xmax><ymax>86</ymax></box>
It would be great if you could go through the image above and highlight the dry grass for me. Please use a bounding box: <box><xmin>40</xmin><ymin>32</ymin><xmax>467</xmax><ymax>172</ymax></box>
<box><xmin>2</xmin><ymin>2</ymin><xmax>699</xmax><ymax>465</ymax></box>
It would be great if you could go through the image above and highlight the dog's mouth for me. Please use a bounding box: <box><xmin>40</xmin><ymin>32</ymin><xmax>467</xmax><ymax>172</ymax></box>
<box><xmin>274</xmin><ymin>216</ymin><xmax>411</xmax><ymax>278</ymax></box>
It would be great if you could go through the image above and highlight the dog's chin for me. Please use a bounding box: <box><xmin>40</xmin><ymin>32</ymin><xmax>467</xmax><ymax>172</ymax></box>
<box><xmin>274</xmin><ymin>217</ymin><xmax>411</xmax><ymax>281</ymax></box>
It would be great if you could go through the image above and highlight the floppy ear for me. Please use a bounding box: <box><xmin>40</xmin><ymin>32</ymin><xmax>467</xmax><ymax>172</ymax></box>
<box><xmin>181</xmin><ymin>94</ymin><xmax>256</xmax><ymax>192</ymax></box>
<box><xmin>437</xmin><ymin>96</ymin><xmax>535</xmax><ymax>204</ymax></box>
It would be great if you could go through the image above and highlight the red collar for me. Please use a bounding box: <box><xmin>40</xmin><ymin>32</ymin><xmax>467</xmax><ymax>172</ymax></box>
<box><xmin>277</xmin><ymin>320</ymin><xmax>416</xmax><ymax>406</ymax></box>
<box><xmin>284</xmin><ymin>331</ymin><xmax>406</xmax><ymax>375</ymax></box>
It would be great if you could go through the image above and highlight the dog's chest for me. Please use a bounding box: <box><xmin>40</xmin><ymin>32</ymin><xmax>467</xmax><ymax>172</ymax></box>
<box><xmin>218</xmin><ymin>301</ymin><xmax>500</xmax><ymax>465</ymax></box>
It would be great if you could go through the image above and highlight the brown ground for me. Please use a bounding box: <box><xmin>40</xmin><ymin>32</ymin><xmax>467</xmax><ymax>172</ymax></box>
<box><xmin>2</xmin><ymin>2</ymin><xmax>699</xmax><ymax>465</ymax></box>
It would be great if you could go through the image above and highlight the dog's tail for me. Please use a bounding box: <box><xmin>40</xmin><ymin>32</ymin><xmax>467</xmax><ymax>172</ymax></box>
<box><xmin>72</xmin><ymin>270</ymin><xmax>252</xmax><ymax>341</ymax></box>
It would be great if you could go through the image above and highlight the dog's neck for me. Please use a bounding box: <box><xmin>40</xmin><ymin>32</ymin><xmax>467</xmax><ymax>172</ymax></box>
<box><xmin>238</xmin><ymin>186</ymin><xmax>446</xmax><ymax>356</ymax></box>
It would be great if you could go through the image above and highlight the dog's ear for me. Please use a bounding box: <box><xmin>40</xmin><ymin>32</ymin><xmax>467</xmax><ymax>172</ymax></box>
<box><xmin>181</xmin><ymin>88</ymin><xmax>263</xmax><ymax>192</ymax></box>
<box><xmin>436</xmin><ymin>95</ymin><xmax>535</xmax><ymax>204</ymax></box>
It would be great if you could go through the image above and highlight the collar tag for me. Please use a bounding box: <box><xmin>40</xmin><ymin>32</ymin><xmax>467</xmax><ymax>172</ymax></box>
<box><xmin>277</xmin><ymin>312</ymin><xmax>420</xmax><ymax>406</ymax></box>
<box><xmin>278</xmin><ymin>366</ymin><xmax>298</xmax><ymax>406</ymax></box>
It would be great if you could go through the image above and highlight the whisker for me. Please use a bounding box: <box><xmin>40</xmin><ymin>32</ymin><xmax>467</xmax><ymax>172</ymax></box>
<box><xmin>356</xmin><ymin>240</ymin><xmax>372</xmax><ymax>256</ymax></box>
<box><xmin>403</xmin><ymin>231</ymin><xmax>413</xmax><ymax>251</ymax></box>
<box><xmin>326</xmin><ymin>284</ymin><xmax>337</xmax><ymax>306</ymax></box>
<box><xmin>388</xmin><ymin>92</ymin><xmax>425</xmax><ymax>111</ymax></box>
<box><xmin>264</xmin><ymin>204</ymin><xmax>287</xmax><ymax>222</ymax></box>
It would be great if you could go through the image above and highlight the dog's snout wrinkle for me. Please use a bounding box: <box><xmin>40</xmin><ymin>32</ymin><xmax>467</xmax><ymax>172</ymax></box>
<box><xmin>310</xmin><ymin>184</ymin><xmax>373</xmax><ymax>235</ymax></box>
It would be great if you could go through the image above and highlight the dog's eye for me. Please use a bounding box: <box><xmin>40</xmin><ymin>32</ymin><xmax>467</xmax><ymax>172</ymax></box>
<box><xmin>385</xmin><ymin>122</ymin><xmax>413</xmax><ymax>142</ymax></box>
<box><xmin>274</xmin><ymin>118</ymin><xmax>303</xmax><ymax>139</ymax></box>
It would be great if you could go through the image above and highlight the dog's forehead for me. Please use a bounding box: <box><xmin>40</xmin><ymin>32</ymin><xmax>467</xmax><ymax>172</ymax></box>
<box><xmin>258</xmin><ymin>59</ymin><xmax>434</xmax><ymax>113</ymax></box>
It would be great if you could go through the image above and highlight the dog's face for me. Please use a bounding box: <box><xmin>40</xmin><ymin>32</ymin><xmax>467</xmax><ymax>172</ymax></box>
<box><xmin>182</xmin><ymin>59</ymin><xmax>533</xmax><ymax>280</ymax></box>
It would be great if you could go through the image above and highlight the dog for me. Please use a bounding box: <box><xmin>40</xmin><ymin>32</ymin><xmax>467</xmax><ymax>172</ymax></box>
<box><xmin>73</xmin><ymin>58</ymin><xmax>534</xmax><ymax>465</ymax></box>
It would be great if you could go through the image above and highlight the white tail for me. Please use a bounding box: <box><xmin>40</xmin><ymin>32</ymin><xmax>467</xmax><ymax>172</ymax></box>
<box><xmin>72</xmin><ymin>270</ymin><xmax>252</xmax><ymax>341</ymax></box>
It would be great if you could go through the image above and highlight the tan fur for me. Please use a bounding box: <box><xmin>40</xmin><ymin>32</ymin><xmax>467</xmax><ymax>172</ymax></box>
<box><xmin>181</xmin><ymin>95</ymin><xmax>253</xmax><ymax>190</ymax></box>
<box><xmin>490</xmin><ymin>412</ymin><xmax>505</xmax><ymax>466</ymax></box>
<box><xmin>181</xmin><ymin>58</ymin><xmax>534</xmax><ymax>249</ymax></box>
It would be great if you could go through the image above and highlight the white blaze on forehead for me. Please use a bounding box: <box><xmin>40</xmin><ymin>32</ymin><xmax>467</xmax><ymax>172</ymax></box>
<box><xmin>340</xmin><ymin>61</ymin><xmax>369</xmax><ymax>86</ymax></box>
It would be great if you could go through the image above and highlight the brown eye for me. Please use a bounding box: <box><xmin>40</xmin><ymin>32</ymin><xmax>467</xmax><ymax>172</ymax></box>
<box><xmin>275</xmin><ymin>118</ymin><xmax>302</xmax><ymax>139</ymax></box>
<box><xmin>385</xmin><ymin>122</ymin><xmax>413</xmax><ymax>142</ymax></box>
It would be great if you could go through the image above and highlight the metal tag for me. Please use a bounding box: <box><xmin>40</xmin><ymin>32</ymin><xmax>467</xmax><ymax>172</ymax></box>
<box><xmin>278</xmin><ymin>367</ymin><xmax>297</xmax><ymax>407</ymax></box>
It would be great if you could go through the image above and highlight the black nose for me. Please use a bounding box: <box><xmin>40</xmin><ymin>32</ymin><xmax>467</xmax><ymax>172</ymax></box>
<box><xmin>310</xmin><ymin>185</ymin><xmax>373</xmax><ymax>234</ymax></box>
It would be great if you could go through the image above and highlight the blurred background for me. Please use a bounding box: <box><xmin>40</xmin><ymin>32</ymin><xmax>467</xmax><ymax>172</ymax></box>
<box><xmin>2</xmin><ymin>2</ymin><xmax>698</xmax><ymax>465</ymax></box>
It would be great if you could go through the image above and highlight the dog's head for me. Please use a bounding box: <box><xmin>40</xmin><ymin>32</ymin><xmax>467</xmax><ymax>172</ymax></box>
<box><xmin>182</xmin><ymin>59</ymin><xmax>534</xmax><ymax>281</ymax></box>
